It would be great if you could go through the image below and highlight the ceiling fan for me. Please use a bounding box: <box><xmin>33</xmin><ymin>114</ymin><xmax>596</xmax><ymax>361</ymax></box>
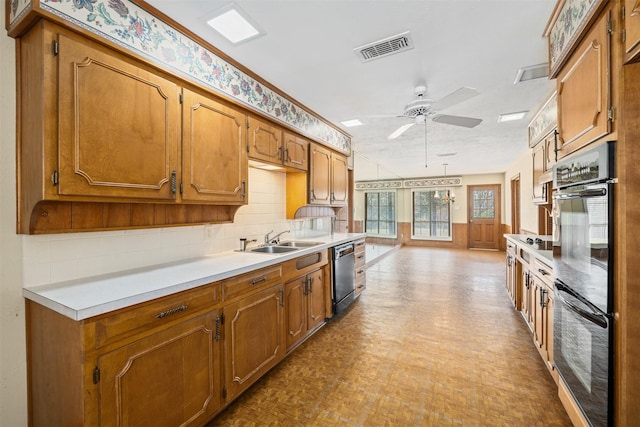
<box><xmin>388</xmin><ymin>85</ymin><xmax>483</xmax><ymax>140</ymax></box>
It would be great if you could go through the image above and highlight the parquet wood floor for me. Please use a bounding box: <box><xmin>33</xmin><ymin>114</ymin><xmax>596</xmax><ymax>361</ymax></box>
<box><xmin>209</xmin><ymin>247</ymin><xmax>572</xmax><ymax>426</ymax></box>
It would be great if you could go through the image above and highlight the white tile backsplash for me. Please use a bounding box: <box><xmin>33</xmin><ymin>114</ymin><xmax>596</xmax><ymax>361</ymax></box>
<box><xmin>22</xmin><ymin>168</ymin><xmax>328</xmax><ymax>287</ymax></box>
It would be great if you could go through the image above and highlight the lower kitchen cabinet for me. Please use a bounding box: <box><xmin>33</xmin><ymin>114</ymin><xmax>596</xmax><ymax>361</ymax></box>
<box><xmin>505</xmin><ymin>242</ymin><xmax>519</xmax><ymax>309</ymax></box>
<box><xmin>354</xmin><ymin>238</ymin><xmax>366</xmax><ymax>297</ymax></box>
<box><xmin>223</xmin><ymin>284</ymin><xmax>286</xmax><ymax>402</ymax></box>
<box><xmin>98</xmin><ymin>311</ymin><xmax>222</xmax><ymax>426</ymax></box>
<box><xmin>285</xmin><ymin>268</ymin><xmax>325</xmax><ymax>351</ymax></box>
<box><xmin>521</xmin><ymin>265</ymin><xmax>534</xmax><ymax>330</ymax></box>
<box><xmin>532</xmin><ymin>273</ymin><xmax>554</xmax><ymax>375</ymax></box>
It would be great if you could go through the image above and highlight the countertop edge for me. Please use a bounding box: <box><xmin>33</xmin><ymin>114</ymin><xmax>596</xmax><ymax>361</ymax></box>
<box><xmin>23</xmin><ymin>233</ymin><xmax>366</xmax><ymax>321</ymax></box>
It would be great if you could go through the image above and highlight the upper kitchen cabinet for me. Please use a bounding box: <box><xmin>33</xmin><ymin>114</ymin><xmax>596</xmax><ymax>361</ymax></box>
<box><xmin>552</xmin><ymin>5</ymin><xmax>617</xmax><ymax>159</ymax></box>
<box><xmin>624</xmin><ymin>0</ymin><xmax>640</xmax><ymax>63</ymax></box>
<box><xmin>528</xmin><ymin>92</ymin><xmax>557</xmax><ymax>204</ymax></box>
<box><xmin>18</xmin><ymin>21</ymin><xmax>180</xmax><ymax>206</ymax></box>
<box><xmin>247</xmin><ymin>115</ymin><xmax>283</xmax><ymax>165</ymax></box>
<box><xmin>247</xmin><ymin>115</ymin><xmax>309</xmax><ymax>172</ymax></box>
<box><xmin>181</xmin><ymin>88</ymin><xmax>248</xmax><ymax>204</ymax></box>
<box><xmin>282</xmin><ymin>131</ymin><xmax>309</xmax><ymax>171</ymax></box>
<box><xmin>309</xmin><ymin>143</ymin><xmax>348</xmax><ymax>206</ymax></box>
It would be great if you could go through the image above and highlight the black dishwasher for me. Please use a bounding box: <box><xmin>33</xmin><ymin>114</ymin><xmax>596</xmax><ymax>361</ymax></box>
<box><xmin>332</xmin><ymin>242</ymin><xmax>356</xmax><ymax>314</ymax></box>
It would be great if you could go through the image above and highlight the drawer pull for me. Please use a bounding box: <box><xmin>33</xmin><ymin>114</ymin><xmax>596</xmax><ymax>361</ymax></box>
<box><xmin>357</xmin><ymin>255</ymin><xmax>364</xmax><ymax>259</ymax></box>
<box><xmin>155</xmin><ymin>304</ymin><xmax>188</xmax><ymax>319</ymax></box>
<box><xmin>250</xmin><ymin>275</ymin><xmax>268</xmax><ymax>286</ymax></box>
<box><xmin>538</xmin><ymin>268</ymin><xmax>549</xmax><ymax>276</ymax></box>
<box><xmin>357</xmin><ymin>269</ymin><xmax>365</xmax><ymax>274</ymax></box>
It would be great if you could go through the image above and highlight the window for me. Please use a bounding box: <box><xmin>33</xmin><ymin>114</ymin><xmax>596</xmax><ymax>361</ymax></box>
<box><xmin>412</xmin><ymin>189</ymin><xmax>452</xmax><ymax>240</ymax></box>
<box><xmin>365</xmin><ymin>191</ymin><xmax>396</xmax><ymax>237</ymax></box>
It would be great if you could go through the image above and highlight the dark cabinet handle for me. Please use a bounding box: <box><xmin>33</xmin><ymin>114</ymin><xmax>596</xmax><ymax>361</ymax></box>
<box><xmin>156</xmin><ymin>304</ymin><xmax>187</xmax><ymax>319</ymax></box>
<box><xmin>171</xmin><ymin>170</ymin><xmax>177</xmax><ymax>194</ymax></box>
<box><xmin>537</xmin><ymin>268</ymin><xmax>549</xmax><ymax>276</ymax></box>
<box><xmin>250</xmin><ymin>275</ymin><xmax>267</xmax><ymax>286</ymax></box>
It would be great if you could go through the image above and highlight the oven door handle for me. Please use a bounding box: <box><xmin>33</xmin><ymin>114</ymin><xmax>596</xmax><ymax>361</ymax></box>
<box><xmin>554</xmin><ymin>280</ymin><xmax>609</xmax><ymax>329</ymax></box>
<box><xmin>553</xmin><ymin>187</ymin><xmax>607</xmax><ymax>200</ymax></box>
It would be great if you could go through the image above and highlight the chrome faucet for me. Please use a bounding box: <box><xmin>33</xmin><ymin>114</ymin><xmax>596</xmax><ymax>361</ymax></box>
<box><xmin>264</xmin><ymin>229</ymin><xmax>290</xmax><ymax>245</ymax></box>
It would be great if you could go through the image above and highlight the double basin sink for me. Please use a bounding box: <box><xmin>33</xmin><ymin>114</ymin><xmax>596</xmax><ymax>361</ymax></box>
<box><xmin>249</xmin><ymin>241</ymin><xmax>323</xmax><ymax>254</ymax></box>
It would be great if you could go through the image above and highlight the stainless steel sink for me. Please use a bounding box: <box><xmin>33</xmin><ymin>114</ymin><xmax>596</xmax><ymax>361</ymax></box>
<box><xmin>250</xmin><ymin>245</ymin><xmax>300</xmax><ymax>254</ymax></box>
<box><xmin>277</xmin><ymin>241</ymin><xmax>323</xmax><ymax>248</ymax></box>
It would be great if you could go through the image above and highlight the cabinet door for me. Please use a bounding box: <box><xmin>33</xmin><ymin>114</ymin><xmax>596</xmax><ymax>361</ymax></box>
<box><xmin>556</xmin><ymin>10</ymin><xmax>611</xmax><ymax>159</ymax></box>
<box><xmin>285</xmin><ymin>277</ymin><xmax>307</xmax><ymax>350</ymax></box>
<box><xmin>57</xmin><ymin>32</ymin><xmax>179</xmax><ymax>200</ymax></box>
<box><xmin>182</xmin><ymin>89</ymin><xmax>248</xmax><ymax>203</ymax></box>
<box><xmin>544</xmin><ymin>293</ymin><xmax>555</xmax><ymax>368</ymax></box>
<box><xmin>306</xmin><ymin>269</ymin><xmax>326</xmax><ymax>332</ymax></box>
<box><xmin>248</xmin><ymin>115</ymin><xmax>283</xmax><ymax>164</ymax></box>
<box><xmin>224</xmin><ymin>284</ymin><xmax>285</xmax><ymax>401</ymax></box>
<box><xmin>309</xmin><ymin>144</ymin><xmax>332</xmax><ymax>205</ymax></box>
<box><xmin>533</xmin><ymin>281</ymin><xmax>545</xmax><ymax>350</ymax></box>
<box><xmin>98</xmin><ymin>311</ymin><xmax>222</xmax><ymax>427</ymax></box>
<box><xmin>532</xmin><ymin>143</ymin><xmax>546</xmax><ymax>204</ymax></box>
<box><xmin>331</xmin><ymin>153</ymin><xmax>349</xmax><ymax>206</ymax></box>
<box><xmin>283</xmin><ymin>131</ymin><xmax>309</xmax><ymax>171</ymax></box>
<box><xmin>521</xmin><ymin>268</ymin><xmax>533</xmax><ymax>328</ymax></box>
<box><xmin>543</xmin><ymin>130</ymin><xmax>558</xmax><ymax>173</ymax></box>
<box><xmin>624</xmin><ymin>0</ymin><xmax>640</xmax><ymax>63</ymax></box>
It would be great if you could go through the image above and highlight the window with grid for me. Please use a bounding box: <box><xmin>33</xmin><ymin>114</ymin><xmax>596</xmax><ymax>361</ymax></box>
<box><xmin>365</xmin><ymin>191</ymin><xmax>396</xmax><ymax>237</ymax></box>
<box><xmin>472</xmin><ymin>189</ymin><xmax>495</xmax><ymax>219</ymax></box>
<box><xmin>412</xmin><ymin>190</ymin><xmax>451</xmax><ymax>240</ymax></box>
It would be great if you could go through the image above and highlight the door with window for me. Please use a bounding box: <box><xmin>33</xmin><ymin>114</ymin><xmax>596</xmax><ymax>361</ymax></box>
<box><xmin>468</xmin><ymin>184</ymin><xmax>501</xmax><ymax>249</ymax></box>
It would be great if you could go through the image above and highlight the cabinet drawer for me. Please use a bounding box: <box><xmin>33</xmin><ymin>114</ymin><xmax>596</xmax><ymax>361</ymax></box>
<box><xmin>94</xmin><ymin>283</ymin><xmax>221</xmax><ymax>348</ymax></box>
<box><xmin>354</xmin><ymin>239</ymin><xmax>366</xmax><ymax>254</ymax></box>
<box><xmin>355</xmin><ymin>251</ymin><xmax>366</xmax><ymax>268</ymax></box>
<box><xmin>532</xmin><ymin>258</ymin><xmax>553</xmax><ymax>287</ymax></box>
<box><xmin>356</xmin><ymin>265</ymin><xmax>366</xmax><ymax>282</ymax></box>
<box><xmin>223</xmin><ymin>264</ymin><xmax>283</xmax><ymax>300</ymax></box>
<box><xmin>282</xmin><ymin>250</ymin><xmax>328</xmax><ymax>282</ymax></box>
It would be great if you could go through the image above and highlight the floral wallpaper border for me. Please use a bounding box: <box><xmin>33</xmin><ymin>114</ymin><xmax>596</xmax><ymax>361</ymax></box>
<box><xmin>36</xmin><ymin>0</ymin><xmax>350</xmax><ymax>154</ymax></box>
<box><xmin>548</xmin><ymin>0</ymin><xmax>601</xmax><ymax>76</ymax></box>
<box><xmin>528</xmin><ymin>92</ymin><xmax>557</xmax><ymax>147</ymax></box>
<box><xmin>355</xmin><ymin>177</ymin><xmax>462</xmax><ymax>190</ymax></box>
<box><xmin>9</xmin><ymin>0</ymin><xmax>32</xmax><ymax>24</ymax></box>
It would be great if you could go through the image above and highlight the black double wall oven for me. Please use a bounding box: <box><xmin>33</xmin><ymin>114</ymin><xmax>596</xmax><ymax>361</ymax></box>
<box><xmin>552</xmin><ymin>142</ymin><xmax>615</xmax><ymax>426</ymax></box>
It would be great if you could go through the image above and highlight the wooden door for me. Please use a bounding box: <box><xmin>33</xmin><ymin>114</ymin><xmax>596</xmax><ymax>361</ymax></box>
<box><xmin>282</xmin><ymin>131</ymin><xmax>308</xmax><ymax>171</ymax></box>
<box><xmin>57</xmin><ymin>31</ymin><xmax>179</xmax><ymax>200</ymax></box>
<box><xmin>285</xmin><ymin>277</ymin><xmax>306</xmax><ymax>350</ymax></box>
<box><xmin>331</xmin><ymin>153</ymin><xmax>349</xmax><ymax>206</ymax></box>
<box><xmin>181</xmin><ymin>89</ymin><xmax>248</xmax><ymax>203</ymax></box>
<box><xmin>248</xmin><ymin>115</ymin><xmax>282</xmax><ymax>164</ymax></box>
<box><xmin>306</xmin><ymin>269</ymin><xmax>325</xmax><ymax>332</ymax></box>
<box><xmin>309</xmin><ymin>143</ymin><xmax>331</xmax><ymax>205</ymax></box>
<box><xmin>556</xmin><ymin>9</ymin><xmax>611</xmax><ymax>159</ymax></box>
<box><xmin>98</xmin><ymin>311</ymin><xmax>221</xmax><ymax>427</ymax></box>
<box><xmin>224</xmin><ymin>285</ymin><xmax>285</xmax><ymax>402</ymax></box>
<box><xmin>468</xmin><ymin>184</ymin><xmax>501</xmax><ymax>250</ymax></box>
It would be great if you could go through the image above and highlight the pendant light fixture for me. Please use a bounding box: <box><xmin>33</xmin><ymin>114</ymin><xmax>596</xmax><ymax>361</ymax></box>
<box><xmin>441</xmin><ymin>163</ymin><xmax>455</xmax><ymax>203</ymax></box>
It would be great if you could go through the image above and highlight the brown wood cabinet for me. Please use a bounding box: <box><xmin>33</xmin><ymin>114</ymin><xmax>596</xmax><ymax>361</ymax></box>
<box><xmin>521</xmin><ymin>264</ymin><xmax>534</xmax><ymax>330</ymax></box>
<box><xmin>181</xmin><ymin>88</ymin><xmax>248</xmax><ymax>203</ymax></box>
<box><xmin>247</xmin><ymin>116</ymin><xmax>309</xmax><ymax>171</ymax></box>
<box><xmin>556</xmin><ymin>8</ymin><xmax>614</xmax><ymax>159</ymax></box>
<box><xmin>624</xmin><ymin>0</ymin><xmax>640</xmax><ymax>63</ymax></box>
<box><xmin>223</xmin><ymin>283</ymin><xmax>286</xmax><ymax>402</ymax></box>
<box><xmin>16</xmin><ymin>21</ymin><xmax>248</xmax><ymax>233</ymax></box>
<box><xmin>284</xmin><ymin>268</ymin><xmax>325</xmax><ymax>351</ymax></box>
<box><xmin>505</xmin><ymin>241</ymin><xmax>519</xmax><ymax>309</ymax></box>
<box><xmin>531</xmin><ymin>258</ymin><xmax>555</xmax><ymax>377</ymax></box>
<box><xmin>532</xmin><ymin>130</ymin><xmax>557</xmax><ymax>205</ymax></box>
<box><xmin>247</xmin><ymin>115</ymin><xmax>283</xmax><ymax>165</ymax></box>
<box><xmin>309</xmin><ymin>143</ymin><xmax>348</xmax><ymax>206</ymax></box>
<box><xmin>26</xmin><ymin>282</ymin><xmax>223</xmax><ymax>427</ymax></box>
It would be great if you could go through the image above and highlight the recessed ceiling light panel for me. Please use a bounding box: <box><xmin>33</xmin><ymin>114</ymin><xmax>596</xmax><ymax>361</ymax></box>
<box><xmin>498</xmin><ymin>111</ymin><xmax>528</xmax><ymax>123</ymax></box>
<box><xmin>341</xmin><ymin>119</ymin><xmax>364</xmax><ymax>127</ymax></box>
<box><xmin>205</xmin><ymin>3</ymin><xmax>264</xmax><ymax>45</ymax></box>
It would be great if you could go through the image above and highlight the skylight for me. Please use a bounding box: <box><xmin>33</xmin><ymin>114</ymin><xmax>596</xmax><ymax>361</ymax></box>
<box><xmin>206</xmin><ymin>4</ymin><xmax>264</xmax><ymax>45</ymax></box>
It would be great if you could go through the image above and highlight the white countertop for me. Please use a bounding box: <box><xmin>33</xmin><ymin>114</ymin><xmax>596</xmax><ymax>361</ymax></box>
<box><xmin>504</xmin><ymin>234</ymin><xmax>553</xmax><ymax>263</ymax></box>
<box><xmin>23</xmin><ymin>233</ymin><xmax>366</xmax><ymax>321</ymax></box>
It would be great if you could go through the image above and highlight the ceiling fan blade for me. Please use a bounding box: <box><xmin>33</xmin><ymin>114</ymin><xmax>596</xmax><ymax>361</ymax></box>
<box><xmin>432</xmin><ymin>114</ymin><xmax>482</xmax><ymax>128</ymax></box>
<box><xmin>388</xmin><ymin>122</ymin><xmax>415</xmax><ymax>140</ymax></box>
<box><xmin>431</xmin><ymin>86</ymin><xmax>480</xmax><ymax>111</ymax></box>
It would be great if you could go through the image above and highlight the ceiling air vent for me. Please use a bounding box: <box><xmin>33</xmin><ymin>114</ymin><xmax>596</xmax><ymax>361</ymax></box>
<box><xmin>514</xmin><ymin>63</ymin><xmax>549</xmax><ymax>84</ymax></box>
<box><xmin>353</xmin><ymin>31</ymin><xmax>414</xmax><ymax>63</ymax></box>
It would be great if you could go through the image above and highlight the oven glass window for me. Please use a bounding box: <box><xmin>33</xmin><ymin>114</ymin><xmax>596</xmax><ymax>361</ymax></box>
<box><xmin>561</xmin><ymin>304</ymin><xmax>593</xmax><ymax>392</ymax></box>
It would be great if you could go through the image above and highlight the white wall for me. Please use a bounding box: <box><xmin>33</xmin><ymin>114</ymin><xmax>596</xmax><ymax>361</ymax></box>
<box><xmin>504</xmin><ymin>149</ymin><xmax>540</xmax><ymax>233</ymax></box>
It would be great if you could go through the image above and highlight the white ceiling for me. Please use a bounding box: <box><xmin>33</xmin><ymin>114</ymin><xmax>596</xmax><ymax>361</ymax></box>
<box><xmin>147</xmin><ymin>0</ymin><xmax>557</xmax><ymax>181</ymax></box>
